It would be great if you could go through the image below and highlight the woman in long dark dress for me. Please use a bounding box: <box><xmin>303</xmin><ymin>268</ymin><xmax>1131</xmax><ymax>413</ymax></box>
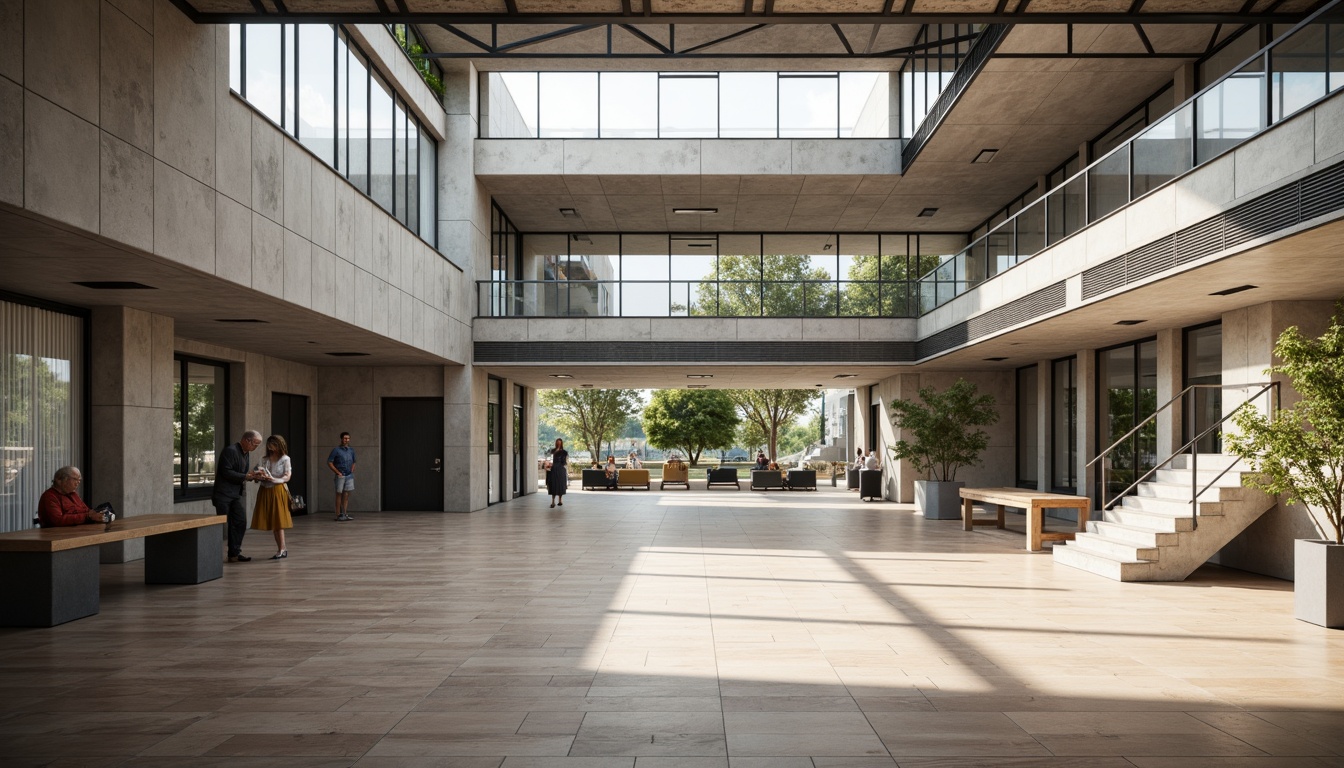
<box><xmin>546</xmin><ymin>438</ymin><xmax>569</xmax><ymax>508</ymax></box>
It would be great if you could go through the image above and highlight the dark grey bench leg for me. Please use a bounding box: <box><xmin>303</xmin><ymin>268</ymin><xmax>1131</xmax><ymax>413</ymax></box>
<box><xmin>145</xmin><ymin>527</ymin><xmax>223</xmax><ymax>584</ymax></box>
<box><xmin>0</xmin><ymin>548</ymin><xmax>100</xmax><ymax>627</ymax></box>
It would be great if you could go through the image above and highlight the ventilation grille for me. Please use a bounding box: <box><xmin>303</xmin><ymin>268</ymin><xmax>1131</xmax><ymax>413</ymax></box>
<box><xmin>1082</xmin><ymin>158</ymin><xmax>1344</xmax><ymax>300</ymax></box>
<box><xmin>965</xmin><ymin>281</ymin><xmax>1067</xmax><ymax>339</ymax></box>
<box><xmin>916</xmin><ymin>323</ymin><xmax>968</xmax><ymax>359</ymax></box>
<box><xmin>474</xmin><ymin>341</ymin><xmax>918</xmax><ymax>364</ymax></box>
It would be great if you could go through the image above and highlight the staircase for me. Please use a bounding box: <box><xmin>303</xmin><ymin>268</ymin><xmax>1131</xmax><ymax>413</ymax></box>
<box><xmin>1053</xmin><ymin>454</ymin><xmax>1276</xmax><ymax>581</ymax></box>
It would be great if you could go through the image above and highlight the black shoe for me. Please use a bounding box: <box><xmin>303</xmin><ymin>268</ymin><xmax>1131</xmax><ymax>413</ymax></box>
<box><xmin>228</xmin><ymin>554</ymin><xmax>252</xmax><ymax>563</ymax></box>
<box><xmin>270</xmin><ymin>550</ymin><xmax>287</xmax><ymax>560</ymax></box>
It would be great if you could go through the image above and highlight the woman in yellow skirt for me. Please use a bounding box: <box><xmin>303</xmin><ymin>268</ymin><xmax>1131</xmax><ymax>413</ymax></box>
<box><xmin>250</xmin><ymin>434</ymin><xmax>293</xmax><ymax>560</ymax></box>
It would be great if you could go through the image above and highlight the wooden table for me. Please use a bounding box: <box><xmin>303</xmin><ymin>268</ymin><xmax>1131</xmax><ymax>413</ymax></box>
<box><xmin>0</xmin><ymin>514</ymin><xmax>225</xmax><ymax>627</ymax></box>
<box><xmin>959</xmin><ymin>487</ymin><xmax>1091</xmax><ymax>552</ymax></box>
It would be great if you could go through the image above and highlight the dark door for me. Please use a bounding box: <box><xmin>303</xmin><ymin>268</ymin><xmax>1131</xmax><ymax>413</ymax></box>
<box><xmin>513</xmin><ymin>384</ymin><xmax>524</xmax><ymax>497</ymax></box>
<box><xmin>382</xmin><ymin>398</ymin><xmax>443</xmax><ymax>511</ymax></box>
<box><xmin>271</xmin><ymin>392</ymin><xmax>308</xmax><ymax>515</ymax></box>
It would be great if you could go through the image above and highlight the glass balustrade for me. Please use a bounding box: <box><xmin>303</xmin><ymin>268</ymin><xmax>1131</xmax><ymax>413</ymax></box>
<box><xmin>916</xmin><ymin>5</ymin><xmax>1343</xmax><ymax>314</ymax></box>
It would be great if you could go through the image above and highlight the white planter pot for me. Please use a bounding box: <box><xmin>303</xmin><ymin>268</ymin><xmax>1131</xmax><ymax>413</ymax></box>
<box><xmin>915</xmin><ymin>480</ymin><xmax>965</xmax><ymax>520</ymax></box>
<box><xmin>1294</xmin><ymin>539</ymin><xmax>1344</xmax><ymax>629</ymax></box>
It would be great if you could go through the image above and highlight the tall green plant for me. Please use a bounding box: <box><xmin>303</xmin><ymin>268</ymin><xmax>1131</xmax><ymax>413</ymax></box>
<box><xmin>888</xmin><ymin>378</ymin><xmax>998</xmax><ymax>482</ymax></box>
<box><xmin>539</xmin><ymin>388</ymin><xmax>641</xmax><ymax>462</ymax></box>
<box><xmin>1226</xmin><ymin>304</ymin><xmax>1344</xmax><ymax>545</ymax></box>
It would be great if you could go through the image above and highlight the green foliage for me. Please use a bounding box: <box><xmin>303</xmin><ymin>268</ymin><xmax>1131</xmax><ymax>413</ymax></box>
<box><xmin>3</xmin><ymin>355</ymin><xmax>70</xmax><ymax>450</ymax></box>
<box><xmin>728</xmin><ymin>390</ymin><xmax>817</xmax><ymax>461</ymax></box>
<box><xmin>539</xmin><ymin>388</ymin><xmax>641</xmax><ymax>461</ymax></box>
<box><xmin>621</xmin><ymin>416</ymin><xmax>645</xmax><ymax>440</ymax></box>
<box><xmin>643</xmin><ymin>390</ymin><xmax>739</xmax><ymax>466</ymax></box>
<box><xmin>776</xmin><ymin>419</ymin><xmax>815</xmax><ymax>458</ymax></box>
<box><xmin>1226</xmin><ymin>304</ymin><xmax>1344</xmax><ymax>544</ymax></box>
<box><xmin>839</xmin><ymin>253</ymin><xmax>944</xmax><ymax>317</ymax></box>
<box><xmin>172</xmin><ymin>383</ymin><xmax>218</xmax><ymax>470</ymax></box>
<box><xmin>692</xmin><ymin>254</ymin><xmax>831</xmax><ymax>317</ymax></box>
<box><xmin>887</xmin><ymin>379</ymin><xmax>998</xmax><ymax>482</ymax></box>
<box><xmin>392</xmin><ymin>25</ymin><xmax>445</xmax><ymax>97</ymax></box>
<box><xmin>737</xmin><ymin>421</ymin><xmax>767</xmax><ymax>454</ymax></box>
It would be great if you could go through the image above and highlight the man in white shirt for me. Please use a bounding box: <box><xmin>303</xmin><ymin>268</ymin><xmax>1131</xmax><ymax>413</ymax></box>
<box><xmin>865</xmin><ymin>451</ymin><xmax>880</xmax><ymax>470</ymax></box>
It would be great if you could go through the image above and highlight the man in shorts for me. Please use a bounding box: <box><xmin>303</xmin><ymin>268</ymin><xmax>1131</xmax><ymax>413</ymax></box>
<box><xmin>327</xmin><ymin>431</ymin><xmax>357</xmax><ymax>521</ymax></box>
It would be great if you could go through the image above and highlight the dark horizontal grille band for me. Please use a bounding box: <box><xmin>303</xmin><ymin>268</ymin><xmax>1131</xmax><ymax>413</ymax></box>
<box><xmin>474</xmin><ymin>340</ymin><xmax>918</xmax><ymax>364</ymax></box>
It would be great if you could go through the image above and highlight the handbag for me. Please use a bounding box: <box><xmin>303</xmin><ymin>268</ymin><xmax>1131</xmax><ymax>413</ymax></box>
<box><xmin>289</xmin><ymin>493</ymin><xmax>306</xmax><ymax>511</ymax></box>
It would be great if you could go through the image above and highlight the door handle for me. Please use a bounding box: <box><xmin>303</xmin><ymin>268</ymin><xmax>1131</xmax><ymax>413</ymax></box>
<box><xmin>431</xmin><ymin>458</ymin><xmax>442</xmax><ymax>473</ymax></box>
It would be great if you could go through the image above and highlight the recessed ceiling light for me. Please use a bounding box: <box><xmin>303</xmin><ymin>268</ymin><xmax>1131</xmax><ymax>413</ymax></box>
<box><xmin>1209</xmin><ymin>284</ymin><xmax>1258</xmax><ymax>296</ymax></box>
<box><xmin>687</xmin><ymin>243</ymin><xmax>714</xmax><ymax>248</ymax></box>
<box><xmin>972</xmin><ymin>148</ymin><xmax>999</xmax><ymax>163</ymax></box>
<box><xmin>918</xmin><ymin>207</ymin><xmax>938</xmax><ymax>217</ymax></box>
<box><xmin>1114</xmin><ymin>319</ymin><xmax>1146</xmax><ymax>326</ymax></box>
<box><xmin>815</xmin><ymin>383</ymin><xmax>824</xmax><ymax>387</ymax></box>
<box><xmin>673</xmin><ymin>208</ymin><xmax>718</xmax><ymax>215</ymax></box>
<box><xmin>688</xmin><ymin>384</ymin><xmax>709</xmax><ymax>388</ymax></box>
<box><xmin>580</xmin><ymin>383</ymin><xmax>594</xmax><ymax>388</ymax></box>
<box><xmin>559</xmin><ymin>208</ymin><xmax>580</xmax><ymax>217</ymax></box>
<box><xmin>549</xmin><ymin>374</ymin><xmax>574</xmax><ymax>379</ymax></box>
<box><xmin>571</xmin><ymin>234</ymin><xmax>591</xmax><ymax>243</ymax></box>
<box><xmin>215</xmin><ymin>318</ymin><xmax>269</xmax><ymax>323</ymax></box>
<box><xmin>325</xmin><ymin>352</ymin><xmax>370</xmax><ymax>357</ymax></box>
<box><xmin>686</xmin><ymin>374</ymin><xmax>714</xmax><ymax>379</ymax></box>
<box><xmin>982</xmin><ymin>356</ymin><xmax>1008</xmax><ymax>362</ymax></box>
<box><xmin>72</xmin><ymin>281</ymin><xmax>156</xmax><ymax>290</ymax></box>
<box><xmin>833</xmin><ymin>374</ymin><xmax>856</xmax><ymax>379</ymax></box>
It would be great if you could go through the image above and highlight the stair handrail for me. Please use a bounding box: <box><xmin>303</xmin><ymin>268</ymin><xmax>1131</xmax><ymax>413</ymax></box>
<box><xmin>1086</xmin><ymin>383</ymin><xmax>1277</xmax><ymax>519</ymax></box>
<box><xmin>1186</xmin><ymin>382</ymin><xmax>1278</xmax><ymax>529</ymax></box>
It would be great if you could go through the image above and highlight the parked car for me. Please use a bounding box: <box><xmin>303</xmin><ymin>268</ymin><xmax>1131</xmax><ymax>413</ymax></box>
<box><xmin>728</xmin><ymin>455</ymin><xmax>748</xmax><ymax>462</ymax></box>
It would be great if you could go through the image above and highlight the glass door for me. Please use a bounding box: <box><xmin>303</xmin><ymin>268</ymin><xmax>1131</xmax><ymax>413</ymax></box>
<box><xmin>1184</xmin><ymin>323</ymin><xmax>1223</xmax><ymax>454</ymax></box>
<box><xmin>1097</xmin><ymin>340</ymin><xmax>1158</xmax><ymax>499</ymax></box>
<box><xmin>1051</xmin><ymin>357</ymin><xmax>1077</xmax><ymax>493</ymax></box>
<box><xmin>1016</xmin><ymin>365</ymin><xmax>1038</xmax><ymax>488</ymax></box>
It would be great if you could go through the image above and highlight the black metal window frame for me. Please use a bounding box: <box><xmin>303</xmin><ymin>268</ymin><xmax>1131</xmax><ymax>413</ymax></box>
<box><xmin>1094</xmin><ymin>336</ymin><xmax>1160</xmax><ymax>500</ymax></box>
<box><xmin>172</xmin><ymin>354</ymin><xmax>230</xmax><ymax>503</ymax></box>
<box><xmin>1015</xmin><ymin>363</ymin><xmax>1038</xmax><ymax>489</ymax></box>
<box><xmin>1050</xmin><ymin>354</ymin><xmax>1077</xmax><ymax>494</ymax></box>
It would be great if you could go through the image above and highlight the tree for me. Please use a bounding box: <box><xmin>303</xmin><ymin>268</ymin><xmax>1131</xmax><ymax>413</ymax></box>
<box><xmin>1227</xmin><ymin>303</ymin><xmax>1344</xmax><ymax>545</ymax></box>
<box><xmin>737</xmin><ymin>421</ymin><xmax>767</xmax><ymax>455</ymax></box>
<box><xmin>538</xmin><ymin>388</ymin><xmax>641</xmax><ymax>462</ymax></box>
<box><xmin>693</xmin><ymin>254</ymin><xmax>832</xmax><ymax>317</ymax></box>
<box><xmin>173</xmin><ymin>382</ymin><xmax>218</xmax><ymax>473</ymax></box>
<box><xmin>643</xmin><ymin>389</ymin><xmax>739</xmax><ymax>466</ymax></box>
<box><xmin>728</xmin><ymin>390</ymin><xmax>818</xmax><ymax>461</ymax></box>
<box><xmin>775</xmin><ymin>419</ymin><xmax>814</xmax><ymax>458</ymax></box>
<box><xmin>840</xmin><ymin>253</ymin><xmax>945</xmax><ymax>317</ymax></box>
<box><xmin>888</xmin><ymin>379</ymin><xmax>998</xmax><ymax>482</ymax></box>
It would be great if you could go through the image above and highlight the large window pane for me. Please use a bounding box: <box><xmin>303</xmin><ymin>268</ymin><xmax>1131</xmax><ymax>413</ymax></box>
<box><xmin>720</xmin><ymin>72</ymin><xmax>776</xmax><ymax>137</ymax></box>
<box><xmin>620</xmin><ymin>235</ymin><xmax>671</xmax><ymax>317</ymax></box>
<box><xmin>540</xmin><ymin>73</ymin><xmax>598</xmax><ymax>138</ymax></box>
<box><xmin>348</xmin><ymin>46</ymin><xmax>369</xmax><ymax>193</ymax></box>
<box><xmin>1017</xmin><ymin>365</ymin><xmax>1038</xmax><ymax>487</ymax></box>
<box><xmin>245</xmin><ymin>24</ymin><xmax>282</xmax><ymax>124</ymax></box>
<box><xmin>1271</xmin><ymin>23</ymin><xmax>1328</xmax><ymax>121</ymax></box>
<box><xmin>1087</xmin><ymin>144</ymin><xmax>1130</xmax><ymax>222</ymax></box>
<box><xmin>715</xmin><ymin>234</ymin><xmax>762</xmax><ymax>316</ymax></box>
<box><xmin>839</xmin><ymin>235</ymin><xmax>880</xmax><ymax>317</ymax></box>
<box><xmin>780</xmin><ymin>74</ymin><xmax>838</xmax><ymax>138</ymax></box>
<box><xmin>420</xmin><ymin>129</ymin><xmax>436</xmax><ymax>245</ymax></box>
<box><xmin>600</xmin><ymin>72</ymin><xmax>657</xmax><ymax>138</ymax></box>
<box><xmin>1196</xmin><ymin>58</ymin><xmax>1266</xmax><ymax>163</ymax></box>
<box><xmin>1132</xmin><ymin>104</ymin><xmax>1193</xmax><ymax>197</ymax></box>
<box><xmin>174</xmin><ymin>358</ymin><xmax>227</xmax><ymax>500</ymax></box>
<box><xmin>660</xmin><ymin>74</ymin><xmax>717</xmax><ymax>138</ymax></box>
<box><xmin>394</xmin><ymin>100</ymin><xmax>408</xmax><ymax>222</ymax></box>
<box><xmin>1051</xmin><ymin>357</ymin><xmax>1077</xmax><ymax>492</ymax></box>
<box><xmin>842</xmin><ymin>72</ymin><xmax>886</xmax><ymax>137</ymax></box>
<box><xmin>298</xmin><ymin>24</ymin><xmax>335</xmax><ymax>165</ymax></box>
<box><xmin>490</xmin><ymin>72</ymin><xmax>538</xmax><ymax>138</ymax></box>
<box><xmin>229</xmin><ymin>25</ymin><xmax>241</xmax><ymax>93</ymax></box>
<box><xmin>282</xmin><ymin>25</ymin><xmax>296</xmax><ymax>131</ymax></box>
<box><xmin>336</xmin><ymin>32</ymin><xmax>348</xmax><ymax>173</ymax></box>
<box><xmin>670</xmin><ymin>235</ymin><xmax>716</xmax><ymax>316</ymax></box>
<box><xmin>407</xmin><ymin>121</ymin><xmax>419</xmax><ymax>233</ymax></box>
<box><xmin>369</xmin><ymin>72</ymin><xmax>395</xmax><ymax>211</ymax></box>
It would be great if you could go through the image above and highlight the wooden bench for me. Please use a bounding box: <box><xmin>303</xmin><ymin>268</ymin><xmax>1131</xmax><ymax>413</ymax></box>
<box><xmin>0</xmin><ymin>514</ymin><xmax>225</xmax><ymax>627</ymax></box>
<box><xmin>959</xmin><ymin>487</ymin><xmax>1091</xmax><ymax>552</ymax></box>
<box><xmin>616</xmin><ymin>468</ymin><xmax>650</xmax><ymax>490</ymax></box>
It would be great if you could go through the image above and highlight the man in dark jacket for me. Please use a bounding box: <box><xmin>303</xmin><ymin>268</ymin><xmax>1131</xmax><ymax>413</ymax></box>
<box><xmin>213</xmin><ymin>430</ymin><xmax>261</xmax><ymax>562</ymax></box>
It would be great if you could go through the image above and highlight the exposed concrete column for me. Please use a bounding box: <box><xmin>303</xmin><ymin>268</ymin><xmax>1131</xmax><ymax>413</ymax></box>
<box><xmin>1075</xmin><ymin>350</ymin><xmax>1097</xmax><ymax>505</ymax></box>
<box><xmin>437</xmin><ymin>62</ymin><xmax>489</xmax><ymax>278</ymax></box>
<box><xmin>888</xmin><ymin>374</ymin><xmax>920</xmax><ymax>503</ymax></box>
<box><xmin>888</xmin><ymin>72</ymin><xmax>901</xmax><ymax>139</ymax></box>
<box><xmin>1223</xmin><ymin>300</ymin><xmax>1335</xmax><ymax>421</ymax></box>
<box><xmin>444</xmin><ymin>364</ymin><xmax>488</xmax><ymax>512</ymax></box>
<box><xmin>523</xmin><ymin>385</ymin><xmax>539</xmax><ymax>495</ymax></box>
<box><xmin>1036</xmin><ymin>359</ymin><xmax>1051</xmax><ymax>492</ymax></box>
<box><xmin>1155</xmin><ymin>327</ymin><xmax>1183</xmax><ymax>457</ymax></box>
<box><xmin>1173</xmin><ymin>62</ymin><xmax>1197</xmax><ymax>103</ymax></box>
<box><xmin>89</xmin><ymin>307</ymin><xmax>175</xmax><ymax>563</ymax></box>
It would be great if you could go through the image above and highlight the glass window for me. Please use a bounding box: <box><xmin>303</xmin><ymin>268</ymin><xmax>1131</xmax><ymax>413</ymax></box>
<box><xmin>282</xmin><ymin>25</ymin><xmax>296</xmax><ymax>131</ymax></box>
<box><xmin>1051</xmin><ymin>357</ymin><xmax>1077</xmax><ymax>493</ymax></box>
<box><xmin>348</xmin><ymin>44</ymin><xmax>369</xmax><ymax>194</ymax></box>
<box><xmin>336</xmin><ymin>32</ymin><xmax>349</xmax><ymax>173</ymax></box>
<box><xmin>244</xmin><ymin>24</ymin><xmax>282</xmax><ymax>124</ymax></box>
<box><xmin>716</xmin><ymin>234</ymin><xmax>763</xmax><ymax>316</ymax></box>
<box><xmin>720</xmin><ymin>72</ymin><xmax>776</xmax><ymax>138</ymax></box>
<box><xmin>600</xmin><ymin>72</ymin><xmax>657</xmax><ymax>138</ymax></box>
<box><xmin>492</xmin><ymin>72</ymin><xmax>538</xmax><ymax>138</ymax></box>
<box><xmin>660</xmin><ymin>74</ymin><xmax>718</xmax><ymax>138</ymax></box>
<box><xmin>1088</xmin><ymin>144</ymin><xmax>1130</xmax><ymax>221</ymax></box>
<box><xmin>1271</xmin><ymin>23</ymin><xmax>1328</xmax><ymax>121</ymax></box>
<box><xmin>1017</xmin><ymin>365</ymin><xmax>1039</xmax><ymax>487</ymax></box>
<box><xmin>369</xmin><ymin>72</ymin><xmax>395</xmax><ymax>211</ymax></box>
<box><xmin>670</xmin><ymin>235</ymin><xmax>716</xmax><ymax>316</ymax></box>
<box><xmin>540</xmin><ymin>72</ymin><xmax>598</xmax><ymax>138</ymax></box>
<box><xmin>1196</xmin><ymin>58</ymin><xmax>1266</xmax><ymax>163</ymax></box>
<box><xmin>1132</xmin><ymin>104</ymin><xmax>1193</xmax><ymax>198</ymax></box>
<box><xmin>1185</xmin><ymin>324</ymin><xmax>1223</xmax><ymax>453</ymax></box>
<box><xmin>841</xmin><ymin>72</ymin><xmax>886</xmax><ymax>137</ymax></box>
<box><xmin>407</xmin><ymin>121</ymin><xmax>419</xmax><ymax>233</ymax></box>
<box><xmin>298</xmin><ymin>24</ymin><xmax>335</xmax><ymax>165</ymax></box>
<box><xmin>394</xmin><ymin>100</ymin><xmax>408</xmax><ymax>222</ymax></box>
<box><xmin>620</xmin><ymin>235</ymin><xmax>670</xmax><ymax>317</ymax></box>
<box><xmin>229</xmin><ymin>25</ymin><xmax>241</xmax><ymax>94</ymax></box>
<box><xmin>173</xmin><ymin>357</ymin><xmax>228</xmax><ymax>501</ymax></box>
<box><xmin>780</xmin><ymin>74</ymin><xmax>838</xmax><ymax>138</ymax></box>
<box><xmin>1098</xmin><ymin>340</ymin><xmax>1157</xmax><ymax>500</ymax></box>
<box><xmin>420</xmin><ymin>129</ymin><xmax>436</xmax><ymax>245</ymax></box>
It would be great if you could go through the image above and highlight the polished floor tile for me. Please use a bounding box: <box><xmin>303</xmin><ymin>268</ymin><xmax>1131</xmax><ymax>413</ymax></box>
<box><xmin>1</xmin><ymin>486</ymin><xmax>1342</xmax><ymax>765</ymax></box>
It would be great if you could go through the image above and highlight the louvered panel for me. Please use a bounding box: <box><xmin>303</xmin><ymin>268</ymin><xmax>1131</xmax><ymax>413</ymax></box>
<box><xmin>1125</xmin><ymin>235</ymin><xmax>1176</xmax><ymax>283</ymax></box>
<box><xmin>1224</xmin><ymin>185</ymin><xmax>1299</xmax><ymax>248</ymax></box>
<box><xmin>915</xmin><ymin>323</ymin><xmax>969</xmax><ymax>360</ymax></box>
<box><xmin>1300</xmin><ymin>161</ymin><xmax>1344</xmax><ymax>221</ymax></box>
<box><xmin>474</xmin><ymin>341</ymin><xmax>918</xmax><ymax>364</ymax></box>
<box><xmin>1175</xmin><ymin>218</ymin><xmax>1223</xmax><ymax>265</ymax></box>
<box><xmin>1082</xmin><ymin>256</ymin><xmax>1126</xmax><ymax>299</ymax></box>
<box><xmin>967</xmin><ymin>281</ymin><xmax>1066</xmax><ymax>339</ymax></box>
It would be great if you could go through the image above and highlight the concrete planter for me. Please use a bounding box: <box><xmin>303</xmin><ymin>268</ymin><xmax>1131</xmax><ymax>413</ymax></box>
<box><xmin>916</xmin><ymin>480</ymin><xmax>964</xmax><ymax>520</ymax></box>
<box><xmin>1295</xmin><ymin>539</ymin><xmax>1344</xmax><ymax>628</ymax></box>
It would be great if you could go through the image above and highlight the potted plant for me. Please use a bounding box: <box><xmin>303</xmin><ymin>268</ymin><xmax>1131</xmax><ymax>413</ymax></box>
<box><xmin>1227</xmin><ymin>303</ymin><xmax>1344</xmax><ymax>628</ymax></box>
<box><xmin>888</xmin><ymin>378</ymin><xmax>998</xmax><ymax>519</ymax></box>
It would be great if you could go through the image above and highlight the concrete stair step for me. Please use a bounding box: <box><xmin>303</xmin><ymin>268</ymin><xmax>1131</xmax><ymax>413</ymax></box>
<box><xmin>1070</xmin><ymin>532</ymin><xmax>1159</xmax><ymax>561</ymax></box>
<box><xmin>1168</xmin><ymin>453</ymin><xmax>1250</xmax><ymax>472</ymax></box>
<box><xmin>1052</xmin><ymin>543</ymin><xmax>1147</xmax><ymax>581</ymax></box>
<box><xmin>1088</xmin><ymin>519</ymin><xmax>1181</xmax><ymax>547</ymax></box>
<box><xmin>1152</xmin><ymin>467</ymin><xmax>1249</xmax><ymax>487</ymax></box>
<box><xmin>1119</xmin><ymin>495</ymin><xmax>1222</xmax><ymax>517</ymax></box>
<box><xmin>1136</xmin><ymin>482</ymin><xmax>1225</xmax><ymax>501</ymax></box>
<box><xmin>1102</xmin><ymin>505</ymin><xmax>1196</xmax><ymax>532</ymax></box>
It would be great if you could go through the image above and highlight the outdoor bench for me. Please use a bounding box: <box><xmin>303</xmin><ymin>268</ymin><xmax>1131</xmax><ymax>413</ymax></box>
<box><xmin>0</xmin><ymin>514</ymin><xmax>225</xmax><ymax>627</ymax></box>
<box><xmin>706</xmin><ymin>468</ymin><xmax>740</xmax><ymax>489</ymax></box>
<box><xmin>958</xmin><ymin>487</ymin><xmax>1091</xmax><ymax>552</ymax></box>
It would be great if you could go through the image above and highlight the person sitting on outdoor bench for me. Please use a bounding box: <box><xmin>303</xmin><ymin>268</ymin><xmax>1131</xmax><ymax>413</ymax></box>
<box><xmin>754</xmin><ymin>452</ymin><xmax>769</xmax><ymax>471</ymax></box>
<box><xmin>37</xmin><ymin>466</ymin><xmax>109</xmax><ymax>527</ymax></box>
<box><xmin>605</xmin><ymin>456</ymin><xmax>620</xmax><ymax>489</ymax></box>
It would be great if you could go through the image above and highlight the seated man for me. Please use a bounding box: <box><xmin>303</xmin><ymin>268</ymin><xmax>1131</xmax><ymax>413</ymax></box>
<box><xmin>753</xmin><ymin>452</ymin><xmax>769</xmax><ymax>471</ymax></box>
<box><xmin>604</xmin><ymin>456</ymin><xmax>620</xmax><ymax>489</ymax></box>
<box><xmin>37</xmin><ymin>466</ymin><xmax>110</xmax><ymax>527</ymax></box>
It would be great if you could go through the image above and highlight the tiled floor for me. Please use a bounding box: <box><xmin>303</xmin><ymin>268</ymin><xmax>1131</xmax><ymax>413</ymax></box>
<box><xmin>2</xmin><ymin>485</ymin><xmax>1342</xmax><ymax>767</ymax></box>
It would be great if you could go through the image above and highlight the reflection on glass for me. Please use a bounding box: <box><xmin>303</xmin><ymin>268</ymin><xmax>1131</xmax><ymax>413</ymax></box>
<box><xmin>1052</xmin><ymin>357</ymin><xmax>1077</xmax><ymax>492</ymax></box>
<box><xmin>600</xmin><ymin>72</ymin><xmax>657</xmax><ymax>138</ymax></box>
<box><xmin>841</xmin><ymin>72</ymin><xmax>886</xmax><ymax>137</ymax></box>
<box><xmin>1017</xmin><ymin>365</ymin><xmax>1038</xmax><ymax>486</ymax></box>
<box><xmin>369</xmin><ymin>73</ymin><xmax>395</xmax><ymax>211</ymax></box>
<box><xmin>1196</xmin><ymin>58</ymin><xmax>1265</xmax><ymax>163</ymax></box>
<box><xmin>245</xmin><ymin>24</ymin><xmax>282</xmax><ymax>124</ymax></box>
<box><xmin>1015</xmin><ymin>199</ymin><xmax>1045</xmax><ymax>259</ymax></box>
<box><xmin>298</xmin><ymin>24</ymin><xmax>335</xmax><ymax>165</ymax></box>
<box><xmin>347</xmin><ymin>45</ymin><xmax>368</xmax><ymax>193</ymax></box>
<box><xmin>394</xmin><ymin>102</ymin><xmax>407</xmax><ymax>221</ymax></box>
<box><xmin>1185</xmin><ymin>324</ymin><xmax>1223</xmax><ymax>453</ymax></box>
<box><xmin>229</xmin><ymin>25</ymin><xmax>241</xmax><ymax>93</ymax></box>
<box><xmin>491</xmin><ymin>72</ymin><xmax>538</xmax><ymax>138</ymax></box>
<box><xmin>1088</xmin><ymin>144</ymin><xmax>1129</xmax><ymax>221</ymax></box>
<box><xmin>1271</xmin><ymin>24</ymin><xmax>1328</xmax><ymax>121</ymax></box>
<box><xmin>541</xmin><ymin>73</ymin><xmax>598</xmax><ymax>138</ymax></box>
<box><xmin>660</xmin><ymin>75</ymin><xmax>718</xmax><ymax>137</ymax></box>
<box><xmin>1132</xmin><ymin>104</ymin><xmax>1193</xmax><ymax>197</ymax></box>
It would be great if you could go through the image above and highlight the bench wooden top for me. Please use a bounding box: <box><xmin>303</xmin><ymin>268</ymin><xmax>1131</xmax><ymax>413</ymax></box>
<box><xmin>0</xmin><ymin>514</ymin><xmax>224</xmax><ymax>553</ymax></box>
<box><xmin>959</xmin><ymin>487</ymin><xmax>1090</xmax><ymax>508</ymax></box>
